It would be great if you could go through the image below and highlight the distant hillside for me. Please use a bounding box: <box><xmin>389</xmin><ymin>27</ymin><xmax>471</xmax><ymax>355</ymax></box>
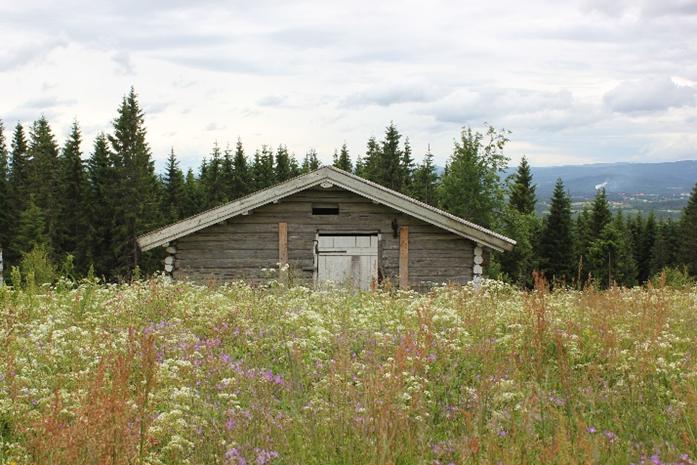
<box><xmin>523</xmin><ymin>160</ymin><xmax>697</xmax><ymax>199</ymax></box>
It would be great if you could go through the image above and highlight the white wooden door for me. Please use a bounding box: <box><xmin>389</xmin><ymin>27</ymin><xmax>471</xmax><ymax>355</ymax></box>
<box><xmin>316</xmin><ymin>235</ymin><xmax>378</xmax><ymax>290</ymax></box>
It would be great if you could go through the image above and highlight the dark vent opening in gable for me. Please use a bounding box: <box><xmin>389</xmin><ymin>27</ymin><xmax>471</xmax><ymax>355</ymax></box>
<box><xmin>312</xmin><ymin>203</ymin><xmax>339</xmax><ymax>215</ymax></box>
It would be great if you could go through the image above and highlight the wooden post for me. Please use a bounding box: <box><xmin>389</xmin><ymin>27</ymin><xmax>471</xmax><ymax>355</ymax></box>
<box><xmin>278</xmin><ymin>222</ymin><xmax>288</xmax><ymax>284</ymax></box>
<box><xmin>399</xmin><ymin>226</ymin><xmax>409</xmax><ymax>289</ymax></box>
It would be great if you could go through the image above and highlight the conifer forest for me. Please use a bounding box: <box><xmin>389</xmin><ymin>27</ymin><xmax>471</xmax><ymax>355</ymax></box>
<box><xmin>0</xmin><ymin>87</ymin><xmax>696</xmax><ymax>287</ymax></box>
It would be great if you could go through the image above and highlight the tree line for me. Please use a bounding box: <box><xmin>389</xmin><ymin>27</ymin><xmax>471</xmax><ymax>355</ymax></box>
<box><xmin>1</xmin><ymin>87</ymin><xmax>696</xmax><ymax>286</ymax></box>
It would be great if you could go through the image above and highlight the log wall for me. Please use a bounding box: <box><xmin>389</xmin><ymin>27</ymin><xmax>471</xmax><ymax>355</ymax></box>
<box><xmin>173</xmin><ymin>187</ymin><xmax>474</xmax><ymax>287</ymax></box>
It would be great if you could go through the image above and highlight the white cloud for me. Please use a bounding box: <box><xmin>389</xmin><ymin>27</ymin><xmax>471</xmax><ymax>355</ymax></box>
<box><xmin>604</xmin><ymin>77</ymin><xmax>696</xmax><ymax>113</ymax></box>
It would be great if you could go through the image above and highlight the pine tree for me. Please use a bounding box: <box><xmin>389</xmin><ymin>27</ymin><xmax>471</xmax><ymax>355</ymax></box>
<box><xmin>108</xmin><ymin>87</ymin><xmax>162</xmax><ymax>278</ymax></box>
<box><xmin>438</xmin><ymin>125</ymin><xmax>509</xmax><ymax>229</ymax></box>
<box><xmin>497</xmin><ymin>206</ymin><xmax>540</xmax><ymax>287</ymax></box>
<box><xmin>509</xmin><ymin>156</ymin><xmax>537</xmax><ymax>215</ymax></box>
<box><xmin>574</xmin><ymin>207</ymin><xmax>592</xmax><ymax>283</ymax></box>
<box><xmin>538</xmin><ymin>179</ymin><xmax>575</xmax><ymax>284</ymax></box>
<box><xmin>231</xmin><ymin>139</ymin><xmax>251</xmax><ymax>198</ymax></box>
<box><xmin>409</xmin><ymin>148</ymin><xmax>439</xmax><ymax>206</ymax></box>
<box><xmin>56</xmin><ymin>121</ymin><xmax>89</xmax><ymax>271</ymax></box>
<box><xmin>680</xmin><ymin>181</ymin><xmax>697</xmax><ymax>276</ymax></box>
<box><xmin>333</xmin><ymin>143</ymin><xmax>352</xmax><ymax>172</ymax></box>
<box><xmin>162</xmin><ymin>148</ymin><xmax>186</xmax><ymax>222</ymax></box>
<box><xmin>354</xmin><ymin>155</ymin><xmax>365</xmax><ymax>177</ymax></box>
<box><xmin>301</xmin><ymin>149</ymin><xmax>320</xmax><ymax>173</ymax></box>
<box><xmin>87</xmin><ymin>133</ymin><xmax>116</xmax><ymax>278</ymax></box>
<box><xmin>0</xmin><ymin>121</ymin><xmax>10</xmax><ymax>257</ymax></box>
<box><xmin>275</xmin><ymin>144</ymin><xmax>292</xmax><ymax>182</ymax></box>
<box><xmin>27</xmin><ymin>116</ymin><xmax>61</xmax><ymax>252</ymax></box>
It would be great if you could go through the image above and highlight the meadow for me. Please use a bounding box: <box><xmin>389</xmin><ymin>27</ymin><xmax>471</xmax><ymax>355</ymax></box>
<box><xmin>1</xmin><ymin>276</ymin><xmax>697</xmax><ymax>465</ymax></box>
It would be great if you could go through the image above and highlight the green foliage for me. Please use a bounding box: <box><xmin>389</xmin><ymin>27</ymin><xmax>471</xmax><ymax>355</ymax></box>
<box><xmin>6</xmin><ymin>123</ymin><xmax>30</xmax><ymax>264</ymax></box>
<box><xmin>680</xmin><ymin>181</ymin><xmax>697</xmax><ymax>276</ymax></box>
<box><xmin>587</xmin><ymin>213</ymin><xmax>638</xmax><ymax>288</ymax></box>
<box><xmin>0</xmin><ymin>120</ymin><xmax>9</xmax><ymax>252</ymax></box>
<box><xmin>12</xmin><ymin>196</ymin><xmax>49</xmax><ymax>255</ymax></box>
<box><xmin>497</xmin><ymin>207</ymin><xmax>539</xmax><ymax>287</ymax></box>
<box><xmin>438</xmin><ymin>125</ymin><xmax>510</xmax><ymax>229</ymax></box>
<box><xmin>361</xmin><ymin>123</ymin><xmax>413</xmax><ymax>192</ymax></box>
<box><xmin>108</xmin><ymin>87</ymin><xmax>162</xmax><ymax>278</ymax></box>
<box><xmin>231</xmin><ymin>139</ymin><xmax>252</xmax><ymax>198</ymax></box>
<box><xmin>56</xmin><ymin>121</ymin><xmax>89</xmax><ymax>272</ymax></box>
<box><xmin>162</xmin><ymin>148</ymin><xmax>186</xmax><ymax>222</ymax></box>
<box><xmin>590</xmin><ymin>188</ymin><xmax>612</xmax><ymax>240</ymax></box>
<box><xmin>332</xmin><ymin>143</ymin><xmax>352</xmax><ymax>172</ymax></box>
<box><xmin>538</xmin><ymin>179</ymin><xmax>575</xmax><ymax>285</ymax></box>
<box><xmin>301</xmin><ymin>148</ymin><xmax>320</xmax><ymax>173</ymax></box>
<box><xmin>409</xmin><ymin>148</ymin><xmax>439</xmax><ymax>206</ymax></box>
<box><xmin>650</xmin><ymin>265</ymin><xmax>696</xmax><ymax>288</ymax></box>
<box><xmin>19</xmin><ymin>244</ymin><xmax>57</xmax><ymax>286</ymax></box>
<box><xmin>508</xmin><ymin>156</ymin><xmax>536</xmax><ymax>215</ymax></box>
<box><xmin>86</xmin><ymin>133</ymin><xmax>116</xmax><ymax>278</ymax></box>
<box><xmin>274</xmin><ymin>144</ymin><xmax>293</xmax><ymax>182</ymax></box>
<box><xmin>252</xmin><ymin>145</ymin><xmax>276</xmax><ymax>189</ymax></box>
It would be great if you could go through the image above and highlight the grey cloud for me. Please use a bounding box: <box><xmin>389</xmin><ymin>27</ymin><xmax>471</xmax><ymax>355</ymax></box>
<box><xmin>257</xmin><ymin>95</ymin><xmax>288</xmax><ymax>107</ymax></box>
<box><xmin>112</xmin><ymin>51</ymin><xmax>134</xmax><ymax>74</ymax></box>
<box><xmin>344</xmin><ymin>82</ymin><xmax>446</xmax><ymax>107</ymax></box>
<box><xmin>584</xmin><ymin>0</ymin><xmax>697</xmax><ymax>17</ymax></box>
<box><xmin>604</xmin><ymin>77</ymin><xmax>696</xmax><ymax>113</ymax></box>
<box><xmin>0</xmin><ymin>39</ymin><xmax>68</xmax><ymax>71</ymax></box>
<box><xmin>22</xmin><ymin>96</ymin><xmax>76</xmax><ymax>109</ymax></box>
<box><xmin>165</xmin><ymin>54</ymin><xmax>286</xmax><ymax>75</ymax></box>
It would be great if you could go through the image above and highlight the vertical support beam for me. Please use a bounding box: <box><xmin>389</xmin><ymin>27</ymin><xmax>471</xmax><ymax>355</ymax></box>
<box><xmin>399</xmin><ymin>226</ymin><xmax>409</xmax><ymax>289</ymax></box>
<box><xmin>278</xmin><ymin>222</ymin><xmax>288</xmax><ymax>284</ymax></box>
<box><xmin>0</xmin><ymin>247</ymin><xmax>3</xmax><ymax>286</ymax></box>
<box><xmin>473</xmin><ymin>243</ymin><xmax>484</xmax><ymax>288</ymax></box>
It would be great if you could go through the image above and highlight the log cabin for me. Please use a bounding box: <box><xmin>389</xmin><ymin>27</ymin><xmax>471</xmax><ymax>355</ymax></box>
<box><xmin>137</xmin><ymin>166</ymin><xmax>515</xmax><ymax>289</ymax></box>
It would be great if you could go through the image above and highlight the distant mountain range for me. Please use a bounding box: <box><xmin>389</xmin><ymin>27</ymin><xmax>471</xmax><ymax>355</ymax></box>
<box><xmin>518</xmin><ymin>160</ymin><xmax>697</xmax><ymax>200</ymax></box>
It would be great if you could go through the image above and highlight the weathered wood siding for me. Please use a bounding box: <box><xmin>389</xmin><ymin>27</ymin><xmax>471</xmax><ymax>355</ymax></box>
<box><xmin>173</xmin><ymin>187</ymin><xmax>474</xmax><ymax>287</ymax></box>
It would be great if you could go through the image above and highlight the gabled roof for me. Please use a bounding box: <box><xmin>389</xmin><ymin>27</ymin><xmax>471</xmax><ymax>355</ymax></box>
<box><xmin>137</xmin><ymin>166</ymin><xmax>516</xmax><ymax>252</ymax></box>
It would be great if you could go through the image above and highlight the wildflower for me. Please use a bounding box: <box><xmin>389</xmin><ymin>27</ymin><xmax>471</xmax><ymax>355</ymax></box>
<box><xmin>586</xmin><ymin>426</ymin><xmax>596</xmax><ymax>433</ymax></box>
<box><xmin>650</xmin><ymin>454</ymin><xmax>662</xmax><ymax>465</ymax></box>
<box><xmin>225</xmin><ymin>447</ymin><xmax>247</xmax><ymax>465</ymax></box>
<box><xmin>603</xmin><ymin>431</ymin><xmax>617</xmax><ymax>443</ymax></box>
<box><xmin>254</xmin><ymin>448</ymin><xmax>279</xmax><ymax>465</ymax></box>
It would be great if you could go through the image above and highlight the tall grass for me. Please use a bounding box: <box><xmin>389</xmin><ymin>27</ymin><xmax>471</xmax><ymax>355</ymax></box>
<box><xmin>1</xmin><ymin>278</ymin><xmax>696</xmax><ymax>465</ymax></box>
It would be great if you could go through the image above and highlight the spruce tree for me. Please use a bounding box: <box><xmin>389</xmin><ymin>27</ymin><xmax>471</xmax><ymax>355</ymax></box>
<box><xmin>538</xmin><ymin>178</ymin><xmax>575</xmax><ymax>284</ymax></box>
<box><xmin>231</xmin><ymin>139</ymin><xmax>251</xmax><ymax>198</ymax></box>
<box><xmin>7</xmin><ymin>123</ymin><xmax>30</xmax><ymax>264</ymax></box>
<box><xmin>361</xmin><ymin>137</ymin><xmax>381</xmax><ymax>180</ymax></box>
<box><xmin>333</xmin><ymin>143</ymin><xmax>352</xmax><ymax>172</ymax></box>
<box><xmin>588</xmin><ymin>212</ymin><xmax>637</xmax><ymax>287</ymax></box>
<box><xmin>252</xmin><ymin>145</ymin><xmax>275</xmax><ymax>189</ymax></box>
<box><xmin>509</xmin><ymin>156</ymin><xmax>537</xmax><ymax>215</ymax></box>
<box><xmin>108</xmin><ymin>87</ymin><xmax>162</xmax><ymax>278</ymax></box>
<box><xmin>376</xmin><ymin>123</ymin><xmax>404</xmax><ymax>191</ymax></box>
<box><xmin>221</xmin><ymin>145</ymin><xmax>235</xmax><ymax>200</ymax></box>
<box><xmin>56</xmin><ymin>121</ymin><xmax>88</xmax><ymax>271</ymax></box>
<box><xmin>650</xmin><ymin>218</ymin><xmax>681</xmax><ymax>275</ymax></box>
<box><xmin>680</xmin><ymin>181</ymin><xmax>697</xmax><ymax>276</ymax></box>
<box><xmin>354</xmin><ymin>155</ymin><xmax>365</xmax><ymax>177</ymax></box>
<box><xmin>87</xmin><ymin>133</ymin><xmax>116</xmax><ymax>278</ymax></box>
<box><xmin>301</xmin><ymin>149</ymin><xmax>320</xmax><ymax>173</ymax></box>
<box><xmin>638</xmin><ymin>212</ymin><xmax>657</xmax><ymax>282</ymax></box>
<box><xmin>201</xmin><ymin>143</ymin><xmax>226</xmax><ymax>207</ymax></box>
<box><xmin>275</xmin><ymin>144</ymin><xmax>292</xmax><ymax>182</ymax></box>
<box><xmin>438</xmin><ymin>125</ymin><xmax>509</xmax><ymax>229</ymax></box>
<box><xmin>400</xmin><ymin>137</ymin><xmax>415</xmax><ymax>192</ymax></box>
<box><xmin>12</xmin><ymin>195</ymin><xmax>49</xmax><ymax>256</ymax></box>
<box><xmin>575</xmin><ymin>207</ymin><xmax>592</xmax><ymax>283</ymax></box>
<box><xmin>590</xmin><ymin>188</ymin><xmax>612</xmax><ymax>240</ymax></box>
<box><xmin>162</xmin><ymin>148</ymin><xmax>186</xmax><ymax>222</ymax></box>
<box><xmin>183</xmin><ymin>168</ymin><xmax>204</xmax><ymax>217</ymax></box>
<box><xmin>0</xmin><ymin>121</ymin><xmax>9</xmax><ymax>258</ymax></box>
<box><xmin>27</xmin><ymin>116</ymin><xmax>61</xmax><ymax>251</ymax></box>
<box><xmin>409</xmin><ymin>148</ymin><xmax>439</xmax><ymax>206</ymax></box>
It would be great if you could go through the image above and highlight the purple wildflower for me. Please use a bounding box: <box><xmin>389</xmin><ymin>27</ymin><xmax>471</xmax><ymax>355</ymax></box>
<box><xmin>603</xmin><ymin>431</ymin><xmax>617</xmax><ymax>443</ymax></box>
<box><xmin>254</xmin><ymin>448</ymin><xmax>279</xmax><ymax>465</ymax></box>
<box><xmin>650</xmin><ymin>454</ymin><xmax>662</xmax><ymax>465</ymax></box>
<box><xmin>225</xmin><ymin>448</ymin><xmax>247</xmax><ymax>465</ymax></box>
<box><xmin>586</xmin><ymin>426</ymin><xmax>596</xmax><ymax>433</ymax></box>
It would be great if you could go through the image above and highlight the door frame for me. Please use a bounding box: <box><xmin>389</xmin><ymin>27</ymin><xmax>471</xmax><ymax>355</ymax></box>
<box><xmin>313</xmin><ymin>230</ymin><xmax>382</xmax><ymax>288</ymax></box>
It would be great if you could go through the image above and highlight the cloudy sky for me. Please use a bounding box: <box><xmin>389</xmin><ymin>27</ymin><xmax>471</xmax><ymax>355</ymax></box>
<box><xmin>1</xmin><ymin>0</ymin><xmax>696</xmax><ymax>170</ymax></box>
